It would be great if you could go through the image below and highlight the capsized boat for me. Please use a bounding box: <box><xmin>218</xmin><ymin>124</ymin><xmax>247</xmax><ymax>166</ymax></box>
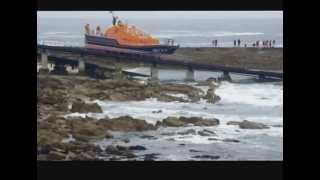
<box><xmin>84</xmin><ymin>14</ymin><xmax>179</xmax><ymax>54</ymax></box>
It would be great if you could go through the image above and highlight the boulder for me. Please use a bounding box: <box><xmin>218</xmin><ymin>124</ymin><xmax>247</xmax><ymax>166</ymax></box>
<box><xmin>238</xmin><ymin>120</ymin><xmax>269</xmax><ymax>129</ymax></box>
<box><xmin>192</xmin><ymin>155</ymin><xmax>220</xmax><ymax>160</ymax></box>
<box><xmin>158</xmin><ymin>117</ymin><xmax>219</xmax><ymax>127</ymax></box>
<box><xmin>47</xmin><ymin>151</ymin><xmax>67</xmax><ymax>160</ymax></box>
<box><xmin>97</xmin><ymin>116</ymin><xmax>157</xmax><ymax>131</ymax></box>
<box><xmin>222</xmin><ymin>138</ymin><xmax>240</xmax><ymax>143</ymax></box>
<box><xmin>128</xmin><ymin>145</ymin><xmax>147</xmax><ymax>151</ymax></box>
<box><xmin>227</xmin><ymin>121</ymin><xmax>241</xmax><ymax>126</ymax></box>
<box><xmin>71</xmin><ymin>100</ymin><xmax>103</xmax><ymax>113</ymax></box>
<box><xmin>177</xmin><ymin>129</ymin><xmax>197</xmax><ymax>135</ymax></box>
<box><xmin>144</xmin><ymin>153</ymin><xmax>160</xmax><ymax>161</ymax></box>
<box><xmin>197</xmin><ymin>129</ymin><xmax>216</xmax><ymax>136</ymax></box>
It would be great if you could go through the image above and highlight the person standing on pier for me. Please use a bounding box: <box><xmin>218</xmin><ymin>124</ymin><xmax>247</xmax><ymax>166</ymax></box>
<box><xmin>272</xmin><ymin>40</ymin><xmax>276</xmax><ymax>47</ymax></box>
<box><xmin>85</xmin><ymin>24</ymin><xmax>91</xmax><ymax>35</ymax></box>
<box><xmin>237</xmin><ymin>39</ymin><xmax>241</xmax><ymax>47</ymax></box>
<box><xmin>234</xmin><ymin>40</ymin><xmax>237</xmax><ymax>47</ymax></box>
<box><xmin>215</xmin><ymin>40</ymin><xmax>218</xmax><ymax>47</ymax></box>
<box><xmin>96</xmin><ymin>26</ymin><xmax>102</xmax><ymax>36</ymax></box>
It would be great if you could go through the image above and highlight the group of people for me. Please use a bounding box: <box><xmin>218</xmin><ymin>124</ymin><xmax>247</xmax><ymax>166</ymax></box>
<box><xmin>212</xmin><ymin>39</ymin><xmax>218</xmax><ymax>47</ymax></box>
<box><xmin>85</xmin><ymin>24</ymin><xmax>104</xmax><ymax>36</ymax></box>
<box><xmin>252</xmin><ymin>40</ymin><xmax>276</xmax><ymax>48</ymax></box>
<box><xmin>233</xmin><ymin>39</ymin><xmax>276</xmax><ymax>48</ymax></box>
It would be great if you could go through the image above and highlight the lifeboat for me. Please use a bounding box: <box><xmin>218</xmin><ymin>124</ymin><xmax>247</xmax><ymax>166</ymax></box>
<box><xmin>84</xmin><ymin>16</ymin><xmax>179</xmax><ymax>54</ymax></box>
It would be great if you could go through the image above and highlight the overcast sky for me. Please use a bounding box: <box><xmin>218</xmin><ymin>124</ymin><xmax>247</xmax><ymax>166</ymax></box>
<box><xmin>38</xmin><ymin>11</ymin><xmax>283</xmax><ymax>20</ymax></box>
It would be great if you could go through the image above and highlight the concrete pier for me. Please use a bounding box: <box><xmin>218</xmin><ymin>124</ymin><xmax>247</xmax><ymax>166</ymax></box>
<box><xmin>78</xmin><ymin>56</ymin><xmax>86</xmax><ymax>75</ymax></box>
<box><xmin>185</xmin><ymin>66</ymin><xmax>195</xmax><ymax>82</ymax></box>
<box><xmin>150</xmin><ymin>63</ymin><xmax>159</xmax><ymax>83</ymax></box>
<box><xmin>114</xmin><ymin>64</ymin><xmax>124</xmax><ymax>80</ymax></box>
<box><xmin>220</xmin><ymin>71</ymin><xmax>232</xmax><ymax>81</ymax></box>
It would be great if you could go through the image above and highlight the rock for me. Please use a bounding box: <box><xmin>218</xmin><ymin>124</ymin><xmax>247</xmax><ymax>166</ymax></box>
<box><xmin>37</xmin><ymin>145</ymin><xmax>50</xmax><ymax>155</ymax></box>
<box><xmin>116</xmin><ymin>145</ymin><xmax>129</xmax><ymax>151</ymax></box>
<box><xmin>227</xmin><ymin>121</ymin><xmax>241</xmax><ymax>125</ymax></box>
<box><xmin>139</xmin><ymin>135</ymin><xmax>157</xmax><ymax>140</ymax></box>
<box><xmin>47</xmin><ymin>151</ymin><xmax>67</xmax><ymax>160</ymax></box>
<box><xmin>189</xmin><ymin>149</ymin><xmax>203</xmax><ymax>152</ymax></box>
<box><xmin>97</xmin><ymin>116</ymin><xmax>157</xmax><ymax>132</ymax></box>
<box><xmin>122</xmin><ymin>138</ymin><xmax>130</xmax><ymax>143</ymax></box>
<box><xmin>198</xmin><ymin>129</ymin><xmax>216</xmax><ymax>136</ymax></box>
<box><xmin>238</xmin><ymin>120</ymin><xmax>269</xmax><ymax>129</ymax></box>
<box><xmin>179</xmin><ymin>143</ymin><xmax>186</xmax><ymax>146</ymax></box>
<box><xmin>128</xmin><ymin>145</ymin><xmax>147</xmax><ymax>151</ymax></box>
<box><xmin>207</xmin><ymin>138</ymin><xmax>219</xmax><ymax>141</ymax></box>
<box><xmin>65</xmin><ymin>151</ymin><xmax>77</xmax><ymax>160</ymax></box>
<box><xmin>177</xmin><ymin>129</ymin><xmax>197</xmax><ymax>135</ymax></box>
<box><xmin>105</xmin><ymin>145</ymin><xmax>136</xmax><ymax>158</ymax></box>
<box><xmin>105</xmin><ymin>145</ymin><xmax>121</xmax><ymax>155</ymax></box>
<box><xmin>222</xmin><ymin>138</ymin><xmax>240</xmax><ymax>143</ymax></box>
<box><xmin>144</xmin><ymin>153</ymin><xmax>160</xmax><ymax>161</ymax></box>
<box><xmin>71</xmin><ymin>100</ymin><xmax>103</xmax><ymax>113</ymax></box>
<box><xmin>160</xmin><ymin>132</ymin><xmax>176</xmax><ymax>136</ymax></box>
<box><xmin>192</xmin><ymin>155</ymin><xmax>220</xmax><ymax>160</ymax></box>
<box><xmin>152</xmin><ymin>110</ymin><xmax>162</xmax><ymax>114</ymax></box>
<box><xmin>158</xmin><ymin>117</ymin><xmax>185</xmax><ymax>127</ymax></box>
<box><xmin>272</xmin><ymin>124</ymin><xmax>283</xmax><ymax>127</ymax></box>
<box><xmin>158</xmin><ymin>116</ymin><xmax>219</xmax><ymax>127</ymax></box>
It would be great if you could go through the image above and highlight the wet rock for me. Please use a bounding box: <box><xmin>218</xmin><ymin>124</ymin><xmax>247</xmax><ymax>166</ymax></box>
<box><xmin>222</xmin><ymin>138</ymin><xmax>240</xmax><ymax>143</ymax></box>
<box><xmin>189</xmin><ymin>149</ymin><xmax>203</xmax><ymax>153</ymax></box>
<box><xmin>129</xmin><ymin>145</ymin><xmax>147</xmax><ymax>151</ymax></box>
<box><xmin>207</xmin><ymin>138</ymin><xmax>219</xmax><ymax>141</ymax></box>
<box><xmin>37</xmin><ymin>145</ymin><xmax>50</xmax><ymax>155</ymax></box>
<box><xmin>144</xmin><ymin>153</ymin><xmax>160</xmax><ymax>161</ymax></box>
<box><xmin>197</xmin><ymin>129</ymin><xmax>216</xmax><ymax>136</ymax></box>
<box><xmin>158</xmin><ymin>116</ymin><xmax>219</xmax><ymax>127</ymax></box>
<box><xmin>160</xmin><ymin>132</ymin><xmax>176</xmax><ymax>136</ymax></box>
<box><xmin>69</xmin><ymin>118</ymin><xmax>113</xmax><ymax>142</ymax></box>
<box><xmin>105</xmin><ymin>145</ymin><xmax>136</xmax><ymax>158</ymax></box>
<box><xmin>122</xmin><ymin>138</ymin><xmax>130</xmax><ymax>143</ymax></box>
<box><xmin>152</xmin><ymin>110</ymin><xmax>162</xmax><ymax>114</ymax></box>
<box><xmin>192</xmin><ymin>155</ymin><xmax>220</xmax><ymax>160</ymax></box>
<box><xmin>177</xmin><ymin>129</ymin><xmax>197</xmax><ymax>135</ymax></box>
<box><xmin>272</xmin><ymin>124</ymin><xmax>283</xmax><ymax>127</ymax></box>
<box><xmin>47</xmin><ymin>151</ymin><xmax>67</xmax><ymax>160</ymax></box>
<box><xmin>97</xmin><ymin>116</ymin><xmax>157</xmax><ymax>132</ymax></box>
<box><xmin>71</xmin><ymin>100</ymin><xmax>103</xmax><ymax>113</ymax></box>
<box><xmin>238</xmin><ymin>120</ymin><xmax>270</xmax><ymax>129</ymax></box>
<box><xmin>157</xmin><ymin>117</ymin><xmax>185</xmax><ymax>127</ymax></box>
<box><xmin>140</xmin><ymin>135</ymin><xmax>157</xmax><ymax>140</ymax></box>
<box><xmin>227</xmin><ymin>121</ymin><xmax>241</xmax><ymax>126</ymax></box>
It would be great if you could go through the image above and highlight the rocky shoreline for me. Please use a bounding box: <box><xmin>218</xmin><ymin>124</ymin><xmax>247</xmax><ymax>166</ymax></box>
<box><xmin>37</xmin><ymin>74</ymin><xmax>226</xmax><ymax>160</ymax></box>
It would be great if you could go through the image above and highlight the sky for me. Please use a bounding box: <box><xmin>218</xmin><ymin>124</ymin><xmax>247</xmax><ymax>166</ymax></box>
<box><xmin>37</xmin><ymin>11</ymin><xmax>283</xmax><ymax>20</ymax></box>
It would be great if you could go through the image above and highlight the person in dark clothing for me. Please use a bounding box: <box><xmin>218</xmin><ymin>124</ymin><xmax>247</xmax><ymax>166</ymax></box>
<box><xmin>269</xmin><ymin>40</ymin><xmax>272</xmax><ymax>48</ymax></box>
<box><xmin>237</xmin><ymin>39</ymin><xmax>241</xmax><ymax>47</ymax></box>
<box><xmin>272</xmin><ymin>40</ymin><xmax>276</xmax><ymax>47</ymax></box>
<box><xmin>112</xmin><ymin>16</ymin><xmax>116</xmax><ymax>25</ymax></box>
<box><xmin>234</xmin><ymin>40</ymin><xmax>237</xmax><ymax>47</ymax></box>
<box><xmin>215</xmin><ymin>40</ymin><xmax>218</xmax><ymax>47</ymax></box>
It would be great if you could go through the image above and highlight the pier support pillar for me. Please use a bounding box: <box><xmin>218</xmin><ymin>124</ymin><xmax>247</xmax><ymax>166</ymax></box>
<box><xmin>220</xmin><ymin>71</ymin><xmax>232</xmax><ymax>81</ymax></box>
<box><xmin>184</xmin><ymin>66</ymin><xmax>195</xmax><ymax>82</ymax></box>
<box><xmin>39</xmin><ymin>51</ymin><xmax>49</xmax><ymax>74</ymax></box>
<box><xmin>114</xmin><ymin>64</ymin><xmax>124</xmax><ymax>80</ymax></box>
<box><xmin>150</xmin><ymin>63</ymin><xmax>159</xmax><ymax>84</ymax></box>
<box><xmin>51</xmin><ymin>62</ymin><xmax>67</xmax><ymax>75</ymax></box>
<box><xmin>78</xmin><ymin>56</ymin><xmax>86</xmax><ymax>75</ymax></box>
